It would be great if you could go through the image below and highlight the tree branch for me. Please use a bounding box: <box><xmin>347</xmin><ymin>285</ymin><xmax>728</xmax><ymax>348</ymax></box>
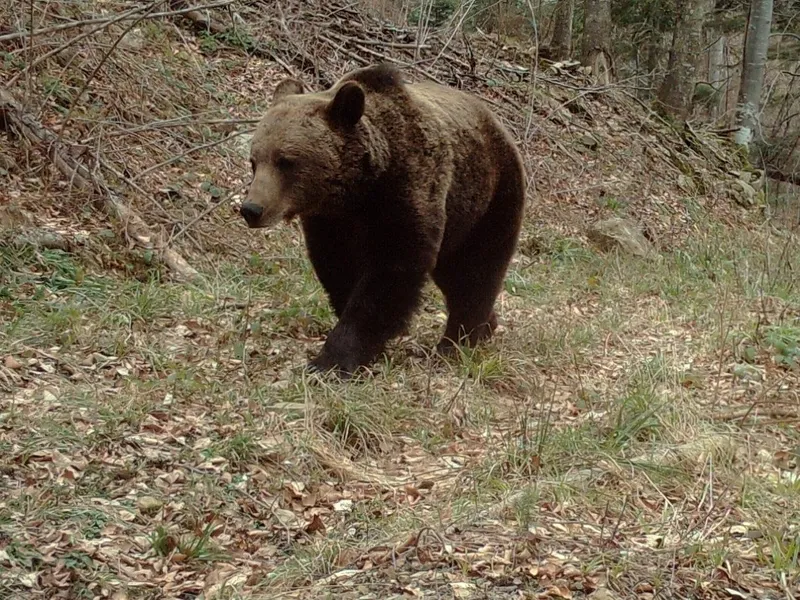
<box><xmin>0</xmin><ymin>85</ymin><xmax>201</xmax><ymax>283</ymax></box>
<box><xmin>0</xmin><ymin>1</ymin><xmax>234</xmax><ymax>43</ymax></box>
<box><xmin>765</xmin><ymin>166</ymin><xmax>800</xmax><ymax>186</ymax></box>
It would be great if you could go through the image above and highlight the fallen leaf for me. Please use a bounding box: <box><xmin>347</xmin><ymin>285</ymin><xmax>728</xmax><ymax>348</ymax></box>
<box><xmin>450</xmin><ymin>582</ymin><xmax>477</xmax><ymax>598</ymax></box>
<box><xmin>136</xmin><ymin>496</ymin><xmax>163</xmax><ymax>515</ymax></box>
<box><xmin>405</xmin><ymin>484</ymin><xmax>420</xmax><ymax>497</ymax></box>
<box><xmin>333</xmin><ymin>499</ymin><xmax>354</xmax><ymax>513</ymax></box>
<box><xmin>306</xmin><ymin>514</ymin><xmax>325</xmax><ymax>534</ymax></box>
<box><xmin>4</xmin><ymin>355</ymin><xmax>23</xmax><ymax>370</ymax></box>
<box><xmin>286</xmin><ymin>481</ymin><xmax>305</xmax><ymax>496</ymax></box>
<box><xmin>542</xmin><ymin>586</ymin><xmax>572</xmax><ymax>599</ymax></box>
<box><xmin>589</xmin><ymin>588</ymin><xmax>621</xmax><ymax>600</ymax></box>
<box><xmin>273</xmin><ymin>508</ymin><xmax>300</xmax><ymax>528</ymax></box>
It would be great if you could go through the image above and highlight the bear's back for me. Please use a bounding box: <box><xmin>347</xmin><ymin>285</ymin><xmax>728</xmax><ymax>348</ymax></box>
<box><xmin>336</xmin><ymin>65</ymin><xmax>497</xmax><ymax>136</ymax></box>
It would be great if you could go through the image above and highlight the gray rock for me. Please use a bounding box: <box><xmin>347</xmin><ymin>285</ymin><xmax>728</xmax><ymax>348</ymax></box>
<box><xmin>731</xmin><ymin>178</ymin><xmax>757</xmax><ymax>206</ymax></box>
<box><xmin>587</xmin><ymin>217</ymin><xmax>653</xmax><ymax>258</ymax></box>
<box><xmin>233</xmin><ymin>133</ymin><xmax>253</xmax><ymax>160</ymax></box>
<box><xmin>579</xmin><ymin>133</ymin><xmax>599</xmax><ymax>150</ymax></box>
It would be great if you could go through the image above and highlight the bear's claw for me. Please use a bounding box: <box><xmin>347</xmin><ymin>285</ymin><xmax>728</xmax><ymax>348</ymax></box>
<box><xmin>306</xmin><ymin>354</ymin><xmax>357</xmax><ymax>380</ymax></box>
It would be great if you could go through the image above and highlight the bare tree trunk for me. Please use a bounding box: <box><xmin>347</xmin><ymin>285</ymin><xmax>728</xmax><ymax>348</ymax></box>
<box><xmin>581</xmin><ymin>0</ymin><xmax>612</xmax><ymax>83</ymax></box>
<box><xmin>643</xmin><ymin>30</ymin><xmax>663</xmax><ymax>98</ymax></box>
<box><xmin>551</xmin><ymin>0</ymin><xmax>574</xmax><ymax>61</ymax></box>
<box><xmin>735</xmin><ymin>0</ymin><xmax>774</xmax><ymax>147</ymax></box>
<box><xmin>656</xmin><ymin>0</ymin><xmax>713</xmax><ymax>120</ymax></box>
<box><xmin>707</xmin><ymin>31</ymin><xmax>726</xmax><ymax>117</ymax></box>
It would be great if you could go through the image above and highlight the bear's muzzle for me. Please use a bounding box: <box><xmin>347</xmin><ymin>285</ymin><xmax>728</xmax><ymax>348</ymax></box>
<box><xmin>239</xmin><ymin>202</ymin><xmax>264</xmax><ymax>228</ymax></box>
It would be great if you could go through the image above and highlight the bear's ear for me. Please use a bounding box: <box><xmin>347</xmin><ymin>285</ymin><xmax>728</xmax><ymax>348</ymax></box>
<box><xmin>327</xmin><ymin>81</ymin><xmax>365</xmax><ymax>127</ymax></box>
<box><xmin>272</xmin><ymin>78</ymin><xmax>305</xmax><ymax>103</ymax></box>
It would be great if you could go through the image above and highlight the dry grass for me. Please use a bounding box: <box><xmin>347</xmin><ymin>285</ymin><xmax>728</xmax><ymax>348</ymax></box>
<box><xmin>3</xmin><ymin>211</ymin><xmax>799</xmax><ymax>599</ymax></box>
<box><xmin>2</xmin><ymin>1</ymin><xmax>800</xmax><ymax>599</ymax></box>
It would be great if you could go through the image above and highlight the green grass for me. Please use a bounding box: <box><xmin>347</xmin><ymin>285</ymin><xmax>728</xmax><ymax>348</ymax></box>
<box><xmin>3</xmin><ymin>213</ymin><xmax>800</xmax><ymax>598</ymax></box>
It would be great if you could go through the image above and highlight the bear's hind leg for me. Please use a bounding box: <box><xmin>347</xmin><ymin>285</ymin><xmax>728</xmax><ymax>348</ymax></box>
<box><xmin>433</xmin><ymin>255</ymin><xmax>505</xmax><ymax>356</ymax></box>
<box><xmin>433</xmin><ymin>166</ymin><xmax>524</xmax><ymax>355</ymax></box>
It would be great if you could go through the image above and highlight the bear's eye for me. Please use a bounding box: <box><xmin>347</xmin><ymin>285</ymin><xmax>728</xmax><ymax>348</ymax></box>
<box><xmin>275</xmin><ymin>156</ymin><xmax>296</xmax><ymax>170</ymax></box>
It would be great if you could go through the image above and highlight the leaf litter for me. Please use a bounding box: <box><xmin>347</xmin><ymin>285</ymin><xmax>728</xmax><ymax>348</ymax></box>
<box><xmin>1</xmin><ymin>0</ymin><xmax>800</xmax><ymax>598</ymax></box>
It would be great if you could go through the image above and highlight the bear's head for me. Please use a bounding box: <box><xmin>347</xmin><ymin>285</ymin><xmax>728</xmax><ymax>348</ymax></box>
<box><xmin>240</xmin><ymin>77</ymin><xmax>370</xmax><ymax>229</ymax></box>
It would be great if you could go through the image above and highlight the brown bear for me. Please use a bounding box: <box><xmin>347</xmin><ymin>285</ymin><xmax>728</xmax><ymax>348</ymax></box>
<box><xmin>241</xmin><ymin>63</ymin><xmax>526</xmax><ymax>377</ymax></box>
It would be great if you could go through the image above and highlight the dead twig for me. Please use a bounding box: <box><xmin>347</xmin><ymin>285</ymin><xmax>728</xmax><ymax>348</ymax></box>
<box><xmin>168</xmin><ymin>186</ymin><xmax>243</xmax><ymax>244</ymax></box>
<box><xmin>0</xmin><ymin>0</ymin><xmax>234</xmax><ymax>43</ymax></box>
<box><xmin>80</xmin><ymin>117</ymin><xmax>259</xmax><ymax>143</ymax></box>
<box><xmin>7</xmin><ymin>3</ymin><xmax>152</xmax><ymax>88</ymax></box>
<box><xmin>59</xmin><ymin>1</ymin><xmax>164</xmax><ymax>133</ymax></box>
<box><xmin>174</xmin><ymin>0</ymin><xmax>302</xmax><ymax>79</ymax></box>
<box><xmin>130</xmin><ymin>128</ymin><xmax>254</xmax><ymax>183</ymax></box>
<box><xmin>0</xmin><ymin>85</ymin><xmax>200</xmax><ymax>283</ymax></box>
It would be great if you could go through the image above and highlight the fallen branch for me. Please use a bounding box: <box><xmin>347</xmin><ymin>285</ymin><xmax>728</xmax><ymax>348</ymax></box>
<box><xmin>168</xmin><ymin>0</ymin><xmax>227</xmax><ymax>35</ymax></box>
<box><xmin>0</xmin><ymin>85</ymin><xmax>201</xmax><ymax>283</ymax></box>
<box><xmin>9</xmin><ymin>230</ymin><xmax>75</xmax><ymax>252</ymax></box>
<box><xmin>765</xmin><ymin>165</ymin><xmax>800</xmax><ymax>186</ymax></box>
<box><xmin>715</xmin><ymin>405</ymin><xmax>800</xmax><ymax>422</ymax></box>
<box><xmin>6</xmin><ymin>3</ymin><xmax>153</xmax><ymax>88</ymax></box>
<box><xmin>173</xmin><ymin>0</ymin><xmax>331</xmax><ymax>83</ymax></box>
<box><xmin>0</xmin><ymin>0</ymin><xmax>234</xmax><ymax>43</ymax></box>
<box><xmin>59</xmin><ymin>1</ymin><xmax>165</xmax><ymax>132</ymax></box>
<box><xmin>683</xmin><ymin>122</ymin><xmax>733</xmax><ymax>169</ymax></box>
<box><xmin>130</xmin><ymin>128</ymin><xmax>254</xmax><ymax>183</ymax></box>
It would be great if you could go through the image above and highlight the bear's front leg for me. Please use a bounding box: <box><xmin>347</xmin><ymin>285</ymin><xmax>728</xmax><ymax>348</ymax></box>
<box><xmin>301</xmin><ymin>215</ymin><xmax>364</xmax><ymax>318</ymax></box>
<box><xmin>307</xmin><ymin>268</ymin><xmax>428</xmax><ymax>377</ymax></box>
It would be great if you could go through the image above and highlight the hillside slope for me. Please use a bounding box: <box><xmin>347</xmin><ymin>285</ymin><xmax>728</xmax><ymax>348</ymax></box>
<box><xmin>1</xmin><ymin>2</ymin><xmax>799</xmax><ymax>599</ymax></box>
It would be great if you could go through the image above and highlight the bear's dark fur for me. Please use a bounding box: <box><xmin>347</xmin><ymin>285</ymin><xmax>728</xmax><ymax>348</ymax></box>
<box><xmin>242</xmin><ymin>64</ymin><xmax>526</xmax><ymax>376</ymax></box>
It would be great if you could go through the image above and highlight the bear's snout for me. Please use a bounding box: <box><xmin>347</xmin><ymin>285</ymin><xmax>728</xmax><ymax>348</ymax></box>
<box><xmin>240</xmin><ymin>202</ymin><xmax>264</xmax><ymax>228</ymax></box>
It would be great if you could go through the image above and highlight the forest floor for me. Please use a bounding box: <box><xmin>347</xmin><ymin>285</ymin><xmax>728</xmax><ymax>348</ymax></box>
<box><xmin>2</xmin><ymin>1</ymin><xmax>800</xmax><ymax>599</ymax></box>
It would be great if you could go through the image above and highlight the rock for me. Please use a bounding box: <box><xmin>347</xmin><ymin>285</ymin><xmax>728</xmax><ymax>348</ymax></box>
<box><xmin>136</xmin><ymin>496</ymin><xmax>164</xmax><ymax>515</ymax></box>
<box><xmin>579</xmin><ymin>133</ymin><xmax>599</xmax><ymax>150</ymax></box>
<box><xmin>750</xmin><ymin>169</ymin><xmax>766</xmax><ymax>191</ymax></box>
<box><xmin>118</xmin><ymin>28</ymin><xmax>146</xmax><ymax>51</ymax></box>
<box><xmin>0</xmin><ymin>152</ymin><xmax>17</xmax><ymax>174</ymax></box>
<box><xmin>233</xmin><ymin>133</ymin><xmax>253</xmax><ymax>160</ymax></box>
<box><xmin>333</xmin><ymin>499</ymin><xmax>354</xmax><ymax>513</ymax></box>
<box><xmin>732</xmin><ymin>363</ymin><xmax>762</xmax><ymax>382</ymax></box>
<box><xmin>0</xmin><ymin>203</ymin><xmax>32</xmax><ymax>230</ymax></box>
<box><xmin>587</xmin><ymin>217</ymin><xmax>653</xmax><ymax>258</ymax></box>
<box><xmin>731</xmin><ymin>179</ymin><xmax>757</xmax><ymax>206</ymax></box>
<box><xmin>737</xmin><ymin>169</ymin><xmax>765</xmax><ymax>191</ymax></box>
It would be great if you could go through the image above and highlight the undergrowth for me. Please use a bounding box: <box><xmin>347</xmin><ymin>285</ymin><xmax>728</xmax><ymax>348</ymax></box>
<box><xmin>2</xmin><ymin>214</ymin><xmax>800</xmax><ymax>598</ymax></box>
<box><xmin>2</xmin><ymin>0</ymin><xmax>800</xmax><ymax>596</ymax></box>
